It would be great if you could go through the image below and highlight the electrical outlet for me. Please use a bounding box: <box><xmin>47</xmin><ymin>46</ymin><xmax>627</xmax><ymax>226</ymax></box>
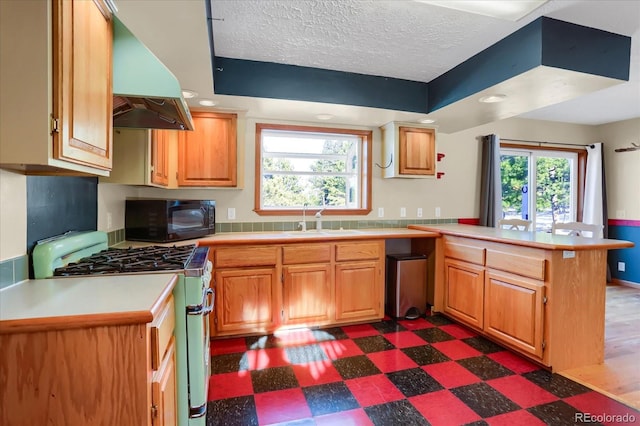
<box><xmin>435</xmin><ymin>207</ymin><xmax>441</xmax><ymax>218</ymax></box>
<box><xmin>378</xmin><ymin>207</ymin><xmax>384</xmax><ymax>218</ymax></box>
<box><xmin>227</xmin><ymin>207</ymin><xmax>236</xmax><ymax>220</ymax></box>
<box><xmin>400</xmin><ymin>207</ymin><xmax>406</xmax><ymax>218</ymax></box>
<box><xmin>417</xmin><ymin>208</ymin><xmax>423</xmax><ymax>218</ymax></box>
<box><xmin>618</xmin><ymin>261</ymin><xmax>626</xmax><ymax>272</ymax></box>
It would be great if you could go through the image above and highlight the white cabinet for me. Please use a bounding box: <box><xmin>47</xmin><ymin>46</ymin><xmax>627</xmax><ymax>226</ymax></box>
<box><xmin>0</xmin><ymin>0</ymin><xmax>113</xmax><ymax>176</ymax></box>
<box><xmin>380</xmin><ymin>122</ymin><xmax>437</xmax><ymax>178</ymax></box>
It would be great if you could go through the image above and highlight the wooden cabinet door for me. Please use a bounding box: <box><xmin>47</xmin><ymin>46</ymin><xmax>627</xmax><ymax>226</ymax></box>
<box><xmin>152</xmin><ymin>338</ymin><xmax>177</xmax><ymax>426</ymax></box>
<box><xmin>214</xmin><ymin>268</ymin><xmax>278</xmax><ymax>335</ymax></box>
<box><xmin>484</xmin><ymin>270</ymin><xmax>545</xmax><ymax>359</ymax></box>
<box><xmin>53</xmin><ymin>0</ymin><xmax>112</xmax><ymax>171</ymax></box>
<box><xmin>335</xmin><ymin>261</ymin><xmax>383</xmax><ymax>321</ymax></box>
<box><xmin>398</xmin><ymin>127</ymin><xmax>435</xmax><ymax>176</ymax></box>
<box><xmin>444</xmin><ymin>258</ymin><xmax>485</xmax><ymax>330</ymax></box>
<box><xmin>151</xmin><ymin>130</ymin><xmax>170</xmax><ymax>186</ymax></box>
<box><xmin>283</xmin><ymin>264</ymin><xmax>332</xmax><ymax>325</ymax></box>
<box><xmin>178</xmin><ymin>112</ymin><xmax>237</xmax><ymax>187</ymax></box>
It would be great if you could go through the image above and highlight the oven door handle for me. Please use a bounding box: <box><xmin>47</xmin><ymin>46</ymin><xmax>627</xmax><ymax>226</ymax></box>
<box><xmin>186</xmin><ymin>288</ymin><xmax>214</xmax><ymax>316</ymax></box>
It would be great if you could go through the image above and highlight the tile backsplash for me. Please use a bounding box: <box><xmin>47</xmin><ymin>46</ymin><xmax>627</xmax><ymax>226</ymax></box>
<box><xmin>107</xmin><ymin>218</ymin><xmax>457</xmax><ymax>247</ymax></box>
<box><xmin>0</xmin><ymin>255</ymin><xmax>29</xmax><ymax>289</ymax></box>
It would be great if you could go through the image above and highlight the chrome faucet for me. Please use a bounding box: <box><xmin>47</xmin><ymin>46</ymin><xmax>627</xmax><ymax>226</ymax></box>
<box><xmin>315</xmin><ymin>208</ymin><xmax>324</xmax><ymax>231</ymax></box>
<box><xmin>299</xmin><ymin>204</ymin><xmax>307</xmax><ymax>232</ymax></box>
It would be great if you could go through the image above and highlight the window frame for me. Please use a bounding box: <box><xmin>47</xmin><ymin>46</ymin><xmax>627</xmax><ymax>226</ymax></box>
<box><xmin>500</xmin><ymin>143</ymin><xmax>587</xmax><ymax>223</ymax></box>
<box><xmin>254</xmin><ymin>123</ymin><xmax>373</xmax><ymax>216</ymax></box>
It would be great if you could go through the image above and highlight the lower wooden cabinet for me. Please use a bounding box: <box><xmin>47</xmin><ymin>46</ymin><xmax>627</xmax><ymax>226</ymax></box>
<box><xmin>152</xmin><ymin>338</ymin><xmax>177</xmax><ymax>426</ymax></box>
<box><xmin>443</xmin><ymin>258</ymin><xmax>484</xmax><ymax>330</ymax></box>
<box><xmin>335</xmin><ymin>261</ymin><xmax>383</xmax><ymax>321</ymax></box>
<box><xmin>0</xmin><ymin>288</ymin><xmax>176</xmax><ymax>426</ymax></box>
<box><xmin>442</xmin><ymin>236</ymin><xmax>547</xmax><ymax>364</ymax></box>
<box><xmin>484</xmin><ymin>270</ymin><xmax>545</xmax><ymax>359</ymax></box>
<box><xmin>210</xmin><ymin>239</ymin><xmax>385</xmax><ymax>336</ymax></box>
<box><xmin>283</xmin><ymin>264</ymin><xmax>332</xmax><ymax>325</ymax></box>
<box><xmin>214</xmin><ymin>268</ymin><xmax>279</xmax><ymax>335</ymax></box>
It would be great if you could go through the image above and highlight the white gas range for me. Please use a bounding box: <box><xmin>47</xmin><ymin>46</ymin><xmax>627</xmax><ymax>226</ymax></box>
<box><xmin>32</xmin><ymin>231</ymin><xmax>212</xmax><ymax>426</ymax></box>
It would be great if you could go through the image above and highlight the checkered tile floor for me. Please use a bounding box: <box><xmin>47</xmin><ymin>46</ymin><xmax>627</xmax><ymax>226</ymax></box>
<box><xmin>207</xmin><ymin>315</ymin><xmax>640</xmax><ymax>425</ymax></box>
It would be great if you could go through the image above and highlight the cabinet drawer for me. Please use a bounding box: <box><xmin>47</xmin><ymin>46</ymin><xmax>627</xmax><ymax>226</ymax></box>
<box><xmin>335</xmin><ymin>241</ymin><xmax>382</xmax><ymax>262</ymax></box>
<box><xmin>151</xmin><ymin>295</ymin><xmax>175</xmax><ymax>371</ymax></box>
<box><xmin>486</xmin><ymin>250</ymin><xmax>545</xmax><ymax>280</ymax></box>
<box><xmin>444</xmin><ymin>242</ymin><xmax>485</xmax><ymax>265</ymax></box>
<box><xmin>215</xmin><ymin>246</ymin><xmax>278</xmax><ymax>268</ymax></box>
<box><xmin>282</xmin><ymin>244</ymin><xmax>331</xmax><ymax>264</ymax></box>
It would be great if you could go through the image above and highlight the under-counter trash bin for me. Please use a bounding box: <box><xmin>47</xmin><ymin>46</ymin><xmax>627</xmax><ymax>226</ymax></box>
<box><xmin>386</xmin><ymin>254</ymin><xmax>427</xmax><ymax>319</ymax></box>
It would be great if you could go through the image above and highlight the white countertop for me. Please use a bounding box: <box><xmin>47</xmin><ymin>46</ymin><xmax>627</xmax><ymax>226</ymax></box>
<box><xmin>0</xmin><ymin>273</ymin><xmax>177</xmax><ymax>333</ymax></box>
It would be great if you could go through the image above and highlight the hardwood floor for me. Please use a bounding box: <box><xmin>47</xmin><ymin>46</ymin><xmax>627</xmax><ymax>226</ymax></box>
<box><xmin>560</xmin><ymin>283</ymin><xmax>640</xmax><ymax>409</ymax></box>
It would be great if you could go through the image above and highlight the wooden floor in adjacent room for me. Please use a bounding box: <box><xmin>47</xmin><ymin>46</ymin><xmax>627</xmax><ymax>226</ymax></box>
<box><xmin>561</xmin><ymin>283</ymin><xmax>640</xmax><ymax>410</ymax></box>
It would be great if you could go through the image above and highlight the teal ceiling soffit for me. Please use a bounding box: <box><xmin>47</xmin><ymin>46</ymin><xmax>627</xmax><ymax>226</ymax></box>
<box><xmin>211</xmin><ymin>57</ymin><xmax>429</xmax><ymax>113</ymax></box>
<box><xmin>428</xmin><ymin>16</ymin><xmax>632</xmax><ymax>113</ymax></box>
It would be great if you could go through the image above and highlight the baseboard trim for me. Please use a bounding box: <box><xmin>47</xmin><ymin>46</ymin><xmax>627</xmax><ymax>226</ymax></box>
<box><xmin>610</xmin><ymin>278</ymin><xmax>640</xmax><ymax>289</ymax></box>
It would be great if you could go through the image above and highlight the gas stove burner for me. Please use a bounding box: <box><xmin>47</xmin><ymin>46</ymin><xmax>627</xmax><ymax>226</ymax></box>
<box><xmin>53</xmin><ymin>244</ymin><xmax>198</xmax><ymax>276</ymax></box>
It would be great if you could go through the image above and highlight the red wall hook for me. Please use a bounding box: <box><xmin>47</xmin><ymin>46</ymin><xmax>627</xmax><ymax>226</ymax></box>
<box><xmin>437</xmin><ymin>153</ymin><xmax>445</xmax><ymax>161</ymax></box>
<box><xmin>437</xmin><ymin>172</ymin><xmax>445</xmax><ymax>179</ymax></box>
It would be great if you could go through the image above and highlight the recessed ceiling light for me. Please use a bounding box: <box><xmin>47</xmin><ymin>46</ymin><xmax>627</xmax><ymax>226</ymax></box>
<box><xmin>479</xmin><ymin>94</ymin><xmax>507</xmax><ymax>103</ymax></box>
<box><xmin>316</xmin><ymin>114</ymin><xmax>334</xmax><ymax>120</ymax></box>
<box><xmin>415</xmin><ymin>0</ymin><xmax>548</xmax><ymax>21</ymax></box>
<box><xmin>419</xmin><ymin>118</ymin><xmax>436</xmax><ymax>124</ymax></box>
<box><xmin>182</xmin><ymin>90</ymin><xmax>198</xmax><ymax>99</ymax></box>
<box><xmin>198</xmin><ymin>99</ymin><xmax>217</xmax><ymax>106</ymax></box>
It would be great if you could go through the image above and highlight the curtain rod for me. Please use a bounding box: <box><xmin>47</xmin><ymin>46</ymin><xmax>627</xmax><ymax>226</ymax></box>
<box><xmin>500</xmin><ymin>138</ymin><xmax>594</xmax><ymax>149</ymax></box>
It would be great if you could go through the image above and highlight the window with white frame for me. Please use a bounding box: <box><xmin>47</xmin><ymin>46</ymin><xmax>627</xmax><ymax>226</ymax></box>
<box><xmin>255</xmin><ymin>124</ymin><xmax>372</xmax><ymax>215</ymax></box>
<box><xmin>500</xmin><ymin>148</ymin><xmax>580</xmax><ymax>232</ymax></box>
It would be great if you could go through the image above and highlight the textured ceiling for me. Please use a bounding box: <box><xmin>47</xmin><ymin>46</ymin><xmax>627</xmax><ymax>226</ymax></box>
<box><xmin>115</xmin><ymin>0</ymin><xmax>640</xmax><ymax>130</ymax></box>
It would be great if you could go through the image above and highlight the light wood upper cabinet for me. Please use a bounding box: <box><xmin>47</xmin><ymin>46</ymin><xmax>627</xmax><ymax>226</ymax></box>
<box><xmin>380</xmin><ymin>122</ymin><xmax>436</xmax><ymax>178</ymax></box>
<box><xmin>178</xmin><ymin>112</ymin><xmax>237</xmax><ymax>187</ymax></box>
<box><xmin>151</xmin><ymin>130</ymin><xmax>170</xmax><ymax>186</ymax></box>
<box><xmin>0</xmin><ymin>0</ymin><xmax>113</xmax><ymax>176</ymax></box>
<box><xmin>398</xmin><ymin>127</ymin><xmax>436</xmax><ymax>176</ymax></box>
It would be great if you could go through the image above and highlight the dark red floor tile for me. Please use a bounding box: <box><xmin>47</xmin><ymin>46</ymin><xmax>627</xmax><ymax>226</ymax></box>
<box><xmin>346</xmin><ymin>374</ymin><xmax>405</xmax><ymax>407</ymax></box>
<box><xmin>410</xmin><ymin>389</ymin><xmax>482</xmax><ymax>426</ymax></box>
<box><xmin>314</xmin><ymin>408</ymin><xmax>374</xmax><ymax>425</ymax></box>
<box><xmin>367</xmin><ymin>348</ymin><xmax>419</xmax><ymax>373</ymax></box>
<box><xmin>244</xmin><ymin>347</ymin><xmax>290</xmax><ymax>370</ymax></box>
<box><xmin>319</xmin><ymin>338</ymin><xmax>364</xmax><ymax>359</ymax></box>
<box><xmin>211</xmin><ymin>337</ymin><xmax>248</xmax><ymax>355</ymax></box>
<box><xmin>422</xmin><ymin>361</ymin><xmax>482</xmax><ymax>389</ymax></box>
<box><xmin>487</xmin><ymin>350</ymin><xmax>541</xmax><ymax>374</ymax></box>
<box><xmin>208</xmin><ymin>371</ymin><xmax>253</xmax><ymax>400</ymax></box>
<box><xmin>341</xmin><ymin>323</ymin><xmax>380</xmax><ymax>338</ymax></box>
<box><xmin>383</xmin><ymin>330</ymin><xmax>428</xmax><ymax>348</ymax></box>
<box><xmin>254</xmin><ymin>388</ymin><xmax>311</xmax><ymax>425</ymax></box>
<box><xmin>439</xmin><ymin>323</ymin><xmax>478</xmax><ymax>339</ymax></box>
<box><xmin>565</xmin><ymin>391</ymin><xmax>640</xmax><ymax>424</ymax></box>
<box><xmin>397</xmin><ymin>317</ymin><xmax>436</xmax><ymax>330</ymax></box>
<box><xmin>292</xmin><ymin>360</ymin><xmax>342</xmax><ymax>387</ymax></box>
<box><xmin>431</xmin><ymin>339</ymin><xmax>482</xmax><ymax>360</ymax></box>
<box><xmin>485</xmin><ymin>409</ymin><xmax>547</xmax><ymax>425</ymax></box>
<box><xmin>487</xmin><ymin>375</ymin><xmax>558</xmax><ymax>408</ymax></box>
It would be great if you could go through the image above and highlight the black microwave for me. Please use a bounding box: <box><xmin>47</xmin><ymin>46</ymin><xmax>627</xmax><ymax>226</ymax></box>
<box><xmin>125</xmin><ymin>199</ymin><xmax>215</xmax><ymax>242</ymax></box>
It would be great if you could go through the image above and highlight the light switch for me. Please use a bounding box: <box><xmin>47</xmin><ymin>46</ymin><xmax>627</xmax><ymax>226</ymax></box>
<box><xmin>227</xmin><ymin>207</ymin><xmax>236</xmax><ymax>220</ymax></box>
<box><xmin>400</xmin><ymin>207</ymin><xmax>406</xmax><ymax>218</ymax></box>
<box><xmin>378</xmin><ymin>207</ymin><xmax>384</xmax><ymax>218</ymax></box>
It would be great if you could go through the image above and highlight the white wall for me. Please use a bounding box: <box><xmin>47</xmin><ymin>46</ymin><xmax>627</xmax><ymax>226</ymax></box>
<box><xmin>598</xmin><ymin>118</ymin><xmax>640</xmax><ymax>220</ymax></box>
<box><xmin>0</xmin><ymin>116</ymin><xmax>633</xmax><ymax>261</ymax></box>
<box><xmin>0</xmin><ymin>169</ymin><xmax>26</xmax><ymax>259</ymax></box>
<box><xmin>131</xmin><ymin>116</ymin><xmax>601</xmax><ymax>223</ymax></box>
